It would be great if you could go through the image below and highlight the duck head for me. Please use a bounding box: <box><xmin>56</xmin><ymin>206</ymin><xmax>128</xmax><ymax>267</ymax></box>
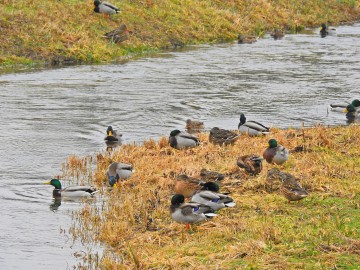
<box><xmin>44</xmin><ymin>179</ymin><xmax>62</xmax><ymax>189</ymax></box>
<box><xmin>107</xmin><ymin>126</ymin><xmax>114</xmax><ymax>136</ymax></box>
<box><xmin>202</xmin><ymin>182</ymin><xmax>220</xmax><ymax>192</ymax></box>
<box><xmin>171</xmin><ymin>194</ymin><xmax>185</xmax><ymax>206</ymax></box>
<box><xmin>268</xmin><ymin>139</ymin><xmax>278</xmax><ymax>148</ymax></box>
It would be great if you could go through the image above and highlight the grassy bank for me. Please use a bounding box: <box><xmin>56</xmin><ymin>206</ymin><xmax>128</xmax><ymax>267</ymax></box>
<box><xmin>1</xmin><ymin>0</ymin><xmax>360</xmax><ymax>68</ymax></box>
<box><xmin>65</xmin><ymin>124</ymin><xmax>360</xmax><ymax>269</ymax></box>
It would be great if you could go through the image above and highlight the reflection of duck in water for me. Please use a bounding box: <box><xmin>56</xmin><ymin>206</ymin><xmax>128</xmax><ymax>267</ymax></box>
<box><xmin>44</xmin><ymin>179</ymin><xmax>98</xmax><ymax>198</ymax></box>
<box><xmin>49</xmin><ymin>197</ymin><xmax>62</xmax><ymax>212</ymax></box>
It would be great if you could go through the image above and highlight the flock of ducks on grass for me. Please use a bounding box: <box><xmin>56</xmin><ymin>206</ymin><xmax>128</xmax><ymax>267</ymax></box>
<box><xmin>44</xmin><ymin>97</ymin><xmax>358</xmax><ymax>228</ymax></box>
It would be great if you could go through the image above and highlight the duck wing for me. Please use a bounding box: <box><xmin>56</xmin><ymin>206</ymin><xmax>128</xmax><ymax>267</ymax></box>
<box><xmin>103</xmin><ymin>2</ymin><xmax>119</xmax><ymax>11</ymax></box>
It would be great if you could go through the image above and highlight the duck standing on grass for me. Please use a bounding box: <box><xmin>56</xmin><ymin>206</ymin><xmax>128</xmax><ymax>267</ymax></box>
<box><xmin>169</xmin><ymin>130</ymin><xmax>200</xmax><ymax>149</ymax></box>
<box><xmin>263</xmin><ymin>139</ymin><xmax>289</xmax><ymax>165</ymax></box>
<box><xmin>170</xmin><ymin>194</ymin><xmax>217</xmax><ymax>230</ymax></box>
<box><xmin>44</xmin><ymin>179</ymin><xmax>97</xmax><ymax>198</ymax></box>
<box><xmin>94</xmin><ymin>0</ymin><xmax>120</xmax><ymax>18</ymax></box>
<box><xmin>106</xmin><ymin>162</ymin><xmax>134</xmax><ymax>186</ymax></box>
<box><xmin>238</xmin><ymin>113</ymin><xmax>270</xmax><ymax>136</ymax></box>
<box><xmin>191</xmin><ymin>182</ymin><xmax>235</xmax><ymax>211</ymax></box>
<box><xmin>279</xmin><ymin>173</ymin><xmax>308</xmax><ymax>203</ymax></box>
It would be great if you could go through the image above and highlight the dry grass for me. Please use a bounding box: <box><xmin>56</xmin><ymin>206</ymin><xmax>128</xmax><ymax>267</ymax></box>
<box><xmin>64</xmin><ymin>124</ymin><xmax>360</xmax><ymax>269</ymax></box>
<box><xmin>1</xmin><ymin>0</ymin><xmax>360</xmax><ymax>67</ymax></box>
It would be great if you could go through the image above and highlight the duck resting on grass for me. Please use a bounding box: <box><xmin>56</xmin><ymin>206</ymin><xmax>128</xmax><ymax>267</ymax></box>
<box><xmin>169</xmin><ymin>130</ymin><xmax>200</xmax><ymax>149</ymax></box>
<box><xmin>170</xmin><ymin>194</ymin><xmax>217</xmax><ymax>230</ymax></box>
<box><xmin>191</xmin><ymin>182</ymin><xmax>235</xmax><ymax>211</ymax></box>
<box><xmin>238</xmin><ymin>113</ymin><xmax>270</xmax><ymax>136</ymax></box>
<box><xmin>106</xmin><ymin>162</ymin><xmax>134</xmax><ymax>186</ymax></box>
<box><xmin>44</xmin><ymin>179</ymin><xmax>97</xmax><ymax>198</ymax></box>
<box><xmin>94</xmin><ymin>0</ymin><xmax>120</xmax><ymax>18</ymax></box>
<box><xmin>236</xmin><ymin>154</ymin><xmax>263</xmax><ymax>175</ymax></box>
<box><xmin>209</xmin><ymin>127</ymin><xmax>239</xmax><ymax>146</ymax></box>
<box><xmin>104</xmin><ymin>126</ymin><xmax>122</xmax><ymax>142</ymax></box>
<box><xmin>263</xmin><ymin>139</ymin><xmax>289</xmax><ymax>165</ymax></box>
<box><xmin>279</xmin><ymin>174</ymin><xmax>308</xmax><ymax>203</ymax></box>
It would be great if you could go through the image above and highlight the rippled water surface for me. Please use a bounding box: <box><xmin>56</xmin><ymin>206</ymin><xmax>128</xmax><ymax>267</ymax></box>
<box><xmin>0</xmin><ymin>23</ymin><xmax>359</xmax><ymax>269</ymax></box>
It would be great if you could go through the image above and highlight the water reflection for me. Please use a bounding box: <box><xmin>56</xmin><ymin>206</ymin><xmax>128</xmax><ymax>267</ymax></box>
<box><xmin>49</xmin><ymin>198</ymin><xmax>62</xmax><ymax>212</ymax></box>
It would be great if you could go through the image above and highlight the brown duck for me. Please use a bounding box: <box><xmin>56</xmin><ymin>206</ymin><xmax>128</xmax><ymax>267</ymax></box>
<box><xmin>236</xmin><ymin>155</ymin><xmax>263</xmax><ymax>175</ymax></box>
<box><xmin>209</xmin><ymin>127</ymin><xmax>239</xmax><ymax>146</ymax></box>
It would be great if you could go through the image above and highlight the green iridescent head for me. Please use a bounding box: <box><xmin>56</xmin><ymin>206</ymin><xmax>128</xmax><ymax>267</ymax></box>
<box><xmin>45</xmin><ymin>179</ymin><xmax>62</xmax><ymax>189</ymax></box>
<box><xmin>268</xmin><ymin>139</ymin><xmax>278</xmax><ymax>148</ymax></box>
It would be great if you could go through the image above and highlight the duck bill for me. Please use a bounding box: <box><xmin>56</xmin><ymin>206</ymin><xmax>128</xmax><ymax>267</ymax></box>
<box><xmin>343</xmin><ymin>108</ymin><xmax>348</xmax><ymax>113</ymax></box>
<box><xmin>108</xmin><ymin>131</ymin><xmax>113</xmax><ymax>136</ymax></box>
<box><xmin>44</xmin><ymin>181</ymin><xmax>51</xmax><ymax>185</ymax></box>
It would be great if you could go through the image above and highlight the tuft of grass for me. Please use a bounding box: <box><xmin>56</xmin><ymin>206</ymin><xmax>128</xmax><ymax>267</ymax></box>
<box><xmin>1</xmin><ymin>0</ymin><xmax>360</xmax><ymax>69</ymax></box>
<box><xmin>63</xmin><ymin>124</ymin><xmax>360</xmax><ymax>269</ymax></box>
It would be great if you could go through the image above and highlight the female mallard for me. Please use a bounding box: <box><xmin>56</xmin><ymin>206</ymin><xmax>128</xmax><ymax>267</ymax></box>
<box><xmin>266</xmin><ymin>168</ymin><xmax>296</xmax><ymax>192</ymax></box>
<box><xmin>169</xmin><ymin>130</ymin><xmax>200</xmax><ymax>149</ymax></box>
<box><xmin>94</xmin><ymin>0</ymin><xmax>120</xmax><ymax>17</ymax></box>
<box><xmin>199</xmin><ymin>169</ymin><xmax>225</xmax><ymax>181</ymax></box>
<box><xmin>44</xmin><ymin>179</ymin><xmax>97</xmax><ymax>198</ymax></box>
<box><xmin>320</xmin><ymin>23</ymin><xmax>336</xmax><ymax>38</ymax></box>
<box><xmin>238</xmin><ymin>114</ymin><xmax>270</xmax><ymax>136</ymax></box>
<box><xmin>238</xmin><ymin>35</ymin><xmax>258</xmax><ymax>44</ymax></box>
<box><xmin>209</xmin><ymin>127</ymin><xmax>239</xmax><ymax>145</ymax></box>
<box><xmin>280</xmin><ymin>175</ymin><xmax>308</xmax><ymax>203</ymax></box>
<box><xmin>104</xmin><ymin>126</ymin><xmax>122</xmax><ymax>142</ymax></box>
<box><xmin>270</xmin><ymin>29</ymin><xmax>285</xmax><ymax>40</ymax></box>
<box><xmin>236</xmin><ymin>154</ymin><xmax>263</xmax><ymax>175</ymax></box>
<box><xmin>191</xmin><ymin>182</ymin><xmax>235</xmax><ymax>211</ymax></box>
<box><xmin>170</xmin><ymin>194</ymin><xmax>217</xmax><ymax>229</ymax></box>
<box><xmin>106</xmin><ymin>162</ymin><xmax>134</xmax><ymax>186</ymax></box>
<box><xmin>330</xmin><ymin>99</ymin><xmax>360</xmax><ymax>112</ymax></box>
<box><xmin>174</xmin><ymin>174</ymin><xmax>204</xmax><ymax>198</ymax></box>
<box><xmin>263</xmin><ymin>139</ymin><xmax>289</xmax><ymax>165</ymax></box>
<box><xmin>185</xmin><ymin>119</ymin><xmax>204</xmax><ymax>131</ymax></box>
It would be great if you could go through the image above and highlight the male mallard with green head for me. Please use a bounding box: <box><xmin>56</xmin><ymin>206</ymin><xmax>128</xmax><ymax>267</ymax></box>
<box><xmin>44</xmin><ymin>179</ymin><xmax>97</xmax><ymax>198</ymax></box>
<box><xmin>106</xmin><ymin>161</ymin><xmax>134</xmax><ymax>186</ymax></box>
<box><xmin>263</xmin><ymin>139</ymin><xmax>289</xmax><ymax>165</ymax></box>
<box><xmin>236</xmin><ymin>154</ymin><xmax>263</xmax><ymax>175</ymax></box>
<box><xmin>191</xmin><ymin>182</ymin><xmax>236</xmax><ymax>211</ymax></box>
<box><xmin>104</xmin><ymin>126</ymin><xmax>122</xmax><ymax>142</ymax></box>
<box><xmin>94</xmin><ymin>0</ymin><xmax>120</xmax><ymax>17</ymax></box>
<box><xmin>209</xmin><ymin>127</ymin><xmax>239</xmax><ymax>146</ymax></box>
<box><xmin>238</xmin><ymin>113</ymin><xmax>270</xmax><ymax>136</ymax></box>
<box><xmin>330</xmin><ymin>99</ymin><xmax>360</xmax><ymax>112</ymax></box>
<box><xmin>169</xmin><ymin>130</ymin><xmax>200</xmax><ymax>149</ymax></box>
<box><xmin>170</xmin><ymin>194</ymin><xmax>217</xmax><ymax>229</ymax></box>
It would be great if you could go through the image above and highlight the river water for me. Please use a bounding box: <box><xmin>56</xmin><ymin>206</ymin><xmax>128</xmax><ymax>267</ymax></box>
<box><xmin>0</xmin><ymin>23</ymin><xmax>359</xmax><ymax>269</ymax></box>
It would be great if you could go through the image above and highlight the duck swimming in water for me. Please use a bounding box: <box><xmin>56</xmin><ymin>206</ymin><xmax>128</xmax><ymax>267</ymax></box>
<box><xmin>44</xmin><ymin>179</ymin><xmax>97</xmax><ymax>198</ymax></box>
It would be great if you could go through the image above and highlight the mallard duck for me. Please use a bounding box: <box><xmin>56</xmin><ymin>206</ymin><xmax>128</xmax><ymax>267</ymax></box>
<box><xmin>106</xmin><ymin>162</ymin><xmax>134</xmax><ymax>186</ymax></box>
<box><xmin>169</xmin><ymin>130</ymin><xmax>200</xmax><ymax>149</ymax></box>
<box><xmin>199</xmin><ymin>169</ymin><xmax>225</xmax><ymax>181</ymax></box>
<box><xmin>266</xmin><ymin>168</ymin><xmax>297</xmax><ymax>192</ymax></box>
<box><xmin>103</xmin><ymin>24</ymin><xmax>131</xmax><ymax>43</ymax></box>
<box><xmin>104</xmin><ymin>126</ymin><xmax>122</xmax><ymax>142</ymax></box>
<box><xmin>209</xmin><ymin>127</ymin><xmax>239</xmax><ymax>145</ymax></box>
<box><xmin>279</xmin><ymin>173</ymin><xmax>308</xmax><ymax>203</ymax></box>
<box><xmin>330</xmin><ymin>99</ymin><xmax>360</xmax><ymax>112</ymax></box>
<box><xmin>191</xmin><ymin>182</ymin><xmax>236</xmax><ymax>211</ymax></box>
<box><xmin>44</xmin><ymin>179</ymin><xmax>97</xmax><ymax>198</ymax></box>
<box><xmin>344</xmin><ymin>104</ymin><xmax>360</xmax><ymax>121</ymax></box>
<box><xmin>236</xmin><ymin>154</ymin><xmax>263</xmax><ymax>175</ymax></box>
<box><xmin>174</xmin><ymin>174</ymin><xmax>205</xmax><ymax>198</ymax></box>
<box><xmin>263</xmin><ymin>139</ymin><xmax>289</xmax><ymax>165</ymax></box>
<box><xmin>270</xmin><ymin>29</ymin><xmax>285</xmax><ymax>40</ymax></box>
<box><xmin>320</xmin><ymin>23</ymin><xmax>336</xmax><ymax>38</ymax></box>
<box><xmin>185</xmin><ymin>119</ymin><xmax>204</xmax><ymax>131</ymax></box>
<box><xmin>237</xmin><ymin>35</ymin><xmax>258</xmax><ymax>44</ymax></box>
<box><xmin>170</xmin><ymin>194</ymin><xmax>217</xmax><ymax>229</ymax></box>
<box><xmin>94</xmin><ymin>0</ymin><xmax>120</xmax><ymax>17</ymax></box>
<box><xmin>238</xmin><ymin>114</ymin><xmax>270</xmax><ymax>136</ymax></box>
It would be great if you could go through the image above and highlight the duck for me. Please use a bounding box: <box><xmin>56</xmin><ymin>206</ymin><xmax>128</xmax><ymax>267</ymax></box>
<box><xmin>169</xmin><ymin>130</ymin><xmax>200</xmax><ymax>149</ymax></box>
<box><xmin>191</xmin><ymin>182</ymin><xmax>236</xmax><ymax>211</ymax></box>
<box><xmin>270</xmin><ymin>29</ymin><xmax>285</xmax><ymax>40</ymax></box>
<box><xmin>185</xmin><ymin>119</ymin><xmax>204</xmax><ymax>131</ymax></box>
<box><xmin>344</xmin><ymin>104</ymin><xmax>360</xmax><ymax>121</ymax></box>
<box><xmin>238</xmin><ymin>113</ymin><xmax>270</xmax><ymax>136</ymax></box>
<box><xmin>104</xmin><ymin>126</ymin><xmax>122</xmax><ymax>142</ymax></box>
<box><xmin>106</xmin><ymin>162</ymin><xmax>134</xmax><ymax>186</ymax></box>
<box><xmin>209</xmin><ymin>127</ymin><xmax>239</xmax><ymax>145</ymax></box>
<box><xmin>266</xmin><ymin>168</ymin><xmax>296</xmax><ymax>192</ymax></box>
<box><xmin>103</xmin><ymin>24</ymin><xmax>131</xmax><ymax>44</ymax></box>
<box><xmin>279</xmin><ymin>173</ymin><xmax>308</xmax><ymax>203</ymax></box>
<box><xmin>170</xmin><ymin>194</ymin><xmax>217</xmax><ymax>229</ymax></box>
<box><xmin>174</xmin><ymin>174</ymin><xmax>205</xmax><ymax>198</ymax></box>
<box><xmin>199</xmin><ymin>169</ymin><xmax>225</xmax><ymax>181</ymax></box>
<box><xmin>94</xmin><ymin>0</ymin><xmax>120</xmax><ymax>17</ymax></box>
<box><xmin>330</xmin><ymin>99</ymin><xmax>360</xmax><ymax>112</ymax></box>
<box><xmin>236</xmin><ymin>154</ymin><xmax>263</xmax><ymax>175</ymax></box>
<box><xmin>320</xmin><ymin>23</ymin><xmax>337</xmax><ymax>38</ymax></box>
<box><xmin>263</xmin><ymin>139</ymin><xmax>289</xmax><ymax>165</ymax></box>
<box><xmin>237</xmin><ymin>35</ymin><xmax>258</xmax><ymax>44</ymax></box>
<box><xmin>44</xmin><ymin>179</ymin><xmax>97</xmax><ymax>198</ymax></box>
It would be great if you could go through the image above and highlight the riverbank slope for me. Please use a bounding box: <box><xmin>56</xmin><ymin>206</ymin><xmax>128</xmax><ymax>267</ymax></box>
<box><xmin>68</xmin><ymin>124</ymin><xmax>360</xmax><ymax>269</ymax></box>
<box><xmin>1</xmin><ymin>0</ymin><xmax>360</xmax><ymax>68</ymax></box>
